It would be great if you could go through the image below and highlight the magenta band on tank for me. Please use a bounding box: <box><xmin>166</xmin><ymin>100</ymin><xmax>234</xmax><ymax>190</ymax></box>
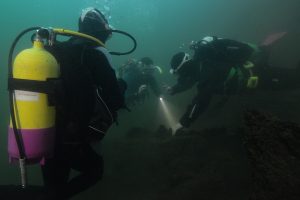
<box><xmin>8</xmin><ymin>127</ymin><xmax>55</xmax><ymax>165</ymax></box>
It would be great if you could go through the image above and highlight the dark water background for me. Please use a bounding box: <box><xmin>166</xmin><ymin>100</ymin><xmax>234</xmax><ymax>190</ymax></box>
<box><xmin>1</xmin><ymin>0</ymin><xmax>300</xmax><ymax>199</ymax></box>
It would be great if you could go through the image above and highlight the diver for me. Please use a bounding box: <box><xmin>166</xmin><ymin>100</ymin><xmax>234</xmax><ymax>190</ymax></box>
<box><xmin>166</xmin><ymin>36</ymin><xmax>300</xmax><ymax>134</ymax></box>
<box><xmin>40</xmin><ymin>7</ymin><xmax>125</xmax><ymax>200</ymax></box>
<box><xmin>118</xmin><ymin>57</ymin><xmax>162</xmax><ymax>106</ymax></box>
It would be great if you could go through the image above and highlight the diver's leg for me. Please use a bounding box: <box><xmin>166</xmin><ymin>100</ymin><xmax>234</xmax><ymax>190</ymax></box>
<box><xmin>41</xmin><ymin>150</ymin><xmax>71</xmax><ymax>200</ymax></box>
<box><xmin>61</xmin><ymin>143</ymin><xmax>103</xmax><ymax>199</ymax></box>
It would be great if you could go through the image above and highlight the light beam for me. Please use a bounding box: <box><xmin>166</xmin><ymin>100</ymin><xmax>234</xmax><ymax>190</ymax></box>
<box><xmin>159</xmin><ymin>97</ymin><xmax>177</xmax><ymax>135</ymax></box>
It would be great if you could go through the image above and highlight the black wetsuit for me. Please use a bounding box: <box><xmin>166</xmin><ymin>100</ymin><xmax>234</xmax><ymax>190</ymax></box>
<box><xmin>121</xmin><ymin>62</ymin><xmax>161</xmax><ymax>106</ymax></box>
<box><xmin>41</xmin><ymin>38</ymin><xmax>124</xmax><ymax>199</ymax></box>
<box><xmin>170</xmin><ymin>37</ymin><xmax>254</xmax><ymax>128</ymax></box>
<box><xmin>172</xmin><ymin>36</ymin><xmax>300</xmax><ymax>128</ymax></box>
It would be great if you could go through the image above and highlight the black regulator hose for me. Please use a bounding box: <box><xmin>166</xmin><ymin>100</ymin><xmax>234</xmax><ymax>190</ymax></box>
<box><xmin>8</xmin><ymin>26</ymin><xmax>42</xmax><ymax>159</ymax></box>
<box><xmin>30</xmin><ymin>29</ymin><xmax>137</xmax><ymax>56</ymax></box>
<box><xmin>109</xmin><ymin>30</ymin><xmax>137</xmax><ymax>56</ymax></box>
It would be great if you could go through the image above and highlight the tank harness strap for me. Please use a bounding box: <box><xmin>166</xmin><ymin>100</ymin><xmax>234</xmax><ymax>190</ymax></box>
<box><xmin>8</xmin><ymin>78</ymin><xmax>61</xmax><ymax>105</ymax></box>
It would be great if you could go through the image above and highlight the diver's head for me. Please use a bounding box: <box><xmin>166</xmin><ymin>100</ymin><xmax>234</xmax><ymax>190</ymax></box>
<box><xmin>79</xmin><ymin>7</ymin><xmax>112</xmax><ymax>43</ymax></box>
<box><xmin>139</xmin><ymin>57</ymin><xmax>155</xmax><ymax>74</ymax></box>
<box><xmin>170</xmin><ymin>52</ymin><xmax>190</xmax><ymax>74</ymax></box>
<box><xmin>140</xmin><ymin>57</ymin><xmax>154</xmax><ymax>66</ymax></box>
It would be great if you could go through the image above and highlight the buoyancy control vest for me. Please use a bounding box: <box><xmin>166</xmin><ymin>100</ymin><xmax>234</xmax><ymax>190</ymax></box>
<box><xmin>195</xmin><ymin>37</ymin><xmax>259</xmax><ymax>93</ymax></box>
<box><xmin>47</xmin><ymin>39</ymin><xmax>115</xmax><ymax>140</ymax></box>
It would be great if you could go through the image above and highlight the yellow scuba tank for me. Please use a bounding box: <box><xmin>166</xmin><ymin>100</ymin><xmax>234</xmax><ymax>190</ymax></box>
<box><xmin>7</xmin><ymin>28</ymin><xmax>106</xmax><ymax>167</ymax></box>
<box><xmin>8</xmin><ymin>39</ymin><xmax>59</xmax><ymax>165</ymax></box>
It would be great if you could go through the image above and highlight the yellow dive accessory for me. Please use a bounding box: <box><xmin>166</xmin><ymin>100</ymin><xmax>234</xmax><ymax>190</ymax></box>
<box><xmin>155</xmin><ymin>66</ymin><xmax>163</xmax><ymax>74</ymax></box>
<box><xmin>243</xmin><ymin>61</ymin><xmax>259</xmax><ymax>89</ymax></box>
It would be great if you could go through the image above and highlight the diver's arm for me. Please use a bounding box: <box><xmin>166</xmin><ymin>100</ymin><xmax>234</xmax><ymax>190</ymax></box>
<box><xmin>178</xmin><ymin>63</ymin><xmax>217</xmax><ymax>128</ymax></box>
<box><xmin>89</xmin><ymin>49</ymin><xmax>125</xmax><ymax>112</ymax></box>
<box><xmin>179</xmin><ymin>84</ymin><xmax>213</xmax><ymax>128</ymax></box>
<box><xmin>170</xmin><ymin>76</ymin><xmax>196</xmax><ymax>95</ymax></box>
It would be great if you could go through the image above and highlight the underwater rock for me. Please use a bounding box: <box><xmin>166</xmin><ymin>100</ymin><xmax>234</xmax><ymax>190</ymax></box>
<box><xmin>155</xmin><ymin>124</ymin><xmax>173</xmax><ymax>138</ymax></box>
<box><xmin>0</xmin><ymin>185</ymin><xmax>45</xmax><ymax>200</ymax></box>
<box><xmin>125</xmin><ymin>125</ymin><xmax>173</xmax><ymax>139</ymax></box>
<box><xmin>108</xmin><ymin>125</ymin><xmax>250</xmax><ymax>200</ymax></box>
<box><xmin>244</xmin><ymin>110</ymin><xmax>300</xmax><ymax>200</ymax></box>
<box><xmin>125</xmin><ymin>126</ymin><xmax>152</xmax><ymax>138</ymax></box>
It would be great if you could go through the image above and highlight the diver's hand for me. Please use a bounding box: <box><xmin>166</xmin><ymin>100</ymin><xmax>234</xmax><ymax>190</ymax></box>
<box><xmin>162</xmin><ymin>84</ymin><xmax>173</xmax><ymax>95</ymax></box>
<box><xmin>138</xmin><ymin>84</ymin><xmax>148</xmax><ymax>95</ymax></box>
<box><xmin>189</xmin><ymin>40</ymin><xmax>198</xmax><ymax>50</ymax></box>
<box><xmin>172</xmin><ymin>123</ymin><xmax>186</xmax><ymax>136</ymax></box>
<box><xmin>137</xmin><ymin>84</ymin><xmax>148</xmax><ymax>103</ymax></box>
<box><xmin>166</xmin><ymin>87</ymin><xmax>173</xmax><ymax>95</ymax></box>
